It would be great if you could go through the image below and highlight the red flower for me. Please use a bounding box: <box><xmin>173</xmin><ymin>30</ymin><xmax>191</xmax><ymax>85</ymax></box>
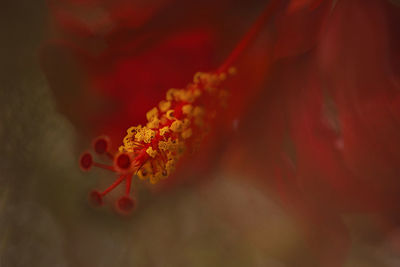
<box><xmin>42</xmin><ymin>0</ymin><xmax>400</xmax><ymax>265</ymax></box>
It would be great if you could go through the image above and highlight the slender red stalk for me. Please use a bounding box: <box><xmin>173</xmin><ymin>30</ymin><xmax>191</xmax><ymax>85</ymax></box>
<box><xmin>217</xmin><ymin>0</ymin><xmax>285</xmax><ymax>73</ymax></box>
<box><xmin>101</xmin><ymin>174</ymin><xmax>126</xmax><ymax>196</ymax></box>
<box><xmin>93</xmin><ymin>162</ymin><xmax>115</xmax><ymax>172</ymax></box>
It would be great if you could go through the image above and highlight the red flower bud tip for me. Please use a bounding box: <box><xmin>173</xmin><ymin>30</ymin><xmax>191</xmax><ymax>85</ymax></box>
<box><xmin>79</xmin><ymin>152</ymin><xmax>93</xmax><ymax>171</ymax></box>
<box><xmin>92</xmin><ymin>135</ymin><xmax>111</xmax><ymax>155</ymax></box>
<box><xmin>89</xmin><ymin>190</ymin><xmax>103</xmax><ymax>207</ymax></box>
<box><xmin>116</xmin><ymin>196</ymin><xmax>135</xmax><ymax>215</ymax></box>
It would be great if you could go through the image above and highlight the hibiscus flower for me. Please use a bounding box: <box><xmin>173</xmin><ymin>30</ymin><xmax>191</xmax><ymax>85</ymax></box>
<box><xmin>41</xmin><ymin>0</ymin><xmax>400</xmax><ymax>266</ymax></box>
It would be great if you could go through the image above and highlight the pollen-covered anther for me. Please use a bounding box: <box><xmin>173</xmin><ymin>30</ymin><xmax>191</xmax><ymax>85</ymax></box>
<box><xmin>146</xmin><ymin>146</ymin><xmax>158</xmax><ymax>158</ymax></box>
<box><xmin>181</xmin><ymin>128</ymin><xmax>192</xmax><ymax>139</ymax></box>
<box><xmin>79</xmin><ymin>152</ymin><xmax>93</xmax><ymax>171</ymax></box>
<box><xmin>122</xmin><ymin>136</ymin><xmax>134</xmax><ymax>150</ymax></box>
<box><xmin>159</xmin><ymin>100</ymin><xmax>171</xmax><ymax>112</ymax></box>
<box><xmin>127</xmin><ymin>126</ymin><xmax>141</xmax><ymax>135</ymax></box>
<box><xmin>147</xmin><ymin>117</ymin><xmax>160</xmax><ymax>129</ymax></box>
<box><xmin>149</xmin><ymin>175</ymin><xmax>160</xmax><ymax>184</ymax></box>
<box><xmin>159</xmin><ymin>126</ymin><xmax>169</xmax><ymax>136</ymax></box>
<box><xmin>166</xmin><ymin>110</ymin><xmax>175</xmax><ymax>120</ymax></box>
<box><xmin>166</xmin><ymin>88</ymin><xmax>179</xmax><ymax>101</ymax></box>
<box><xmin>114</xmin><ymin>152</ymin><xmax>134</xmax><ymax>172</ymax></box>
<box><xmin>170</xmin><ymin>120</ymin><xmax>184</xmax><ymax>132</ymax></box>
<box><xmin>158</xmin><ymin>139</ymin><xmax>173</xmax><ymax>151</ymax></box>
<box><xmin>116</xmin><ymin>196</ymin><xmax>135</xmax><ymax>215</ymax></box>
<box><xmin>192</xmin><ymin>88</ymin><xmax>202</xmax><ymax>98</ymax></box>
<box><xmin>219</xmin><ymin>73</ymin><xmax>227</xmax><ymax>81</ymax></box>
<box><xmin>146</xmin><ymin>107</ymin><xmax>158</xmax><ymax>121</ymax></box>
<box><xmin>182</xmin><ymin>118</ymin><xmax>190</xmax><ymax>128</ymax></box>
<box><xmin>193</xmin><ymin>106</ymin><xmax>205</xmax><ymax>117</ymax></box>
<box><xmin>193</xmin><ymin>106</ymin><xmax>205</xmax><ymax>126</ymax></box>
<box><xmin>193</xmin><ymin>72</ymin><xmax>204</xmax><ymax>84</ymax></box>
<box><xmin>166</xmin><ymin>160</ymin><xmax>176</xmax><ymax>173</ymax></box>
<box><xmin>228</xmin><ymin>67</ymin><xmax>237</xmax><ymax>75</ymax></box>
<box><xmin>179</xmin><ymin>90</ymin><xmax>195</xmax><ymax>103</ymax></box>
<box><xmin>193</xmin><ymin>72</ymin><xmax>220</xmax><ymax>87</ymax></box>
<box><xmin>182</xmin><ymin>104</ymin><xmax>193</xmax><ymax>116</ymax></box>
<box><xmin>135</xmin><ymin>127</ymin><xmax>155</xmax><ymax>143</ymax></box>
<box><xmin>137</xmin><ymin>168</ymin><xmax>149</xmax><ymax>180</ymax></box>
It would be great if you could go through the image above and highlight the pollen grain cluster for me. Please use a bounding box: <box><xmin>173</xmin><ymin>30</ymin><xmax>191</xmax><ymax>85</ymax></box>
<box><xmin>119</xmin><ymin>69</ymin><xmax>235</xmax><ymax>184</ymax></box>
<box><xmin>80</xmin><ymin>68</ymin><xmax>236</xmax><ymax>213</ymax></box>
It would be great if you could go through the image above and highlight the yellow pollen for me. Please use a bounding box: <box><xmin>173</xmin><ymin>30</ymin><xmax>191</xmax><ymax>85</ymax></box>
<box><xmin>219</xmin><ymin>73</ymin><xmax>227</xmax><ymax>81</ymax></box>
<box><xmin>137</xmin><ymin>167</ymin><xmax>149</xmax><ymax>180</ymax></box>
<box><xmin>181</xmin><ymin>128</ymin><xmax>192</xmax><ymax>139</ymax></box>
<box><xmin>135</xmin><ymin>127</ymin><xmax>156</xmax><ymax>143</ymax></box>
<box><xmin>159</xmin><ymin>100</ymin><xmax>171</xmax><ymax>112</ymax></box>
<box><xmin>158</xmin><ymin>138</ymin><xmax>176</xmax><ymax>151</ymax></box>
<box><xmin>166</xmin><ymin>160</ymin><xmax>175</xmax><ymax>173</ymax></box>
<box><xmin>127</xmin><ymin>126</ymin><xmax>141</xmax><ymax>134</ymax></box>
<box><xmin>166</xmin><ymin>110</ymin><xmax>175</xmax><ymax>120</ymax></box>
<box><xmin>118</xmin><ymin>68</ymin><xmax>235</xmax><ymax>184</ymax></box>
<box><xmin>228</xmin><ymin>67</ymin><xmax>237</xmax><ymax>75</ymax></box>
<box><xmin>146</xmin><ymin>107</ymin><xmax>158</xmax><ymax>121</ymax></box>
<box><xmin>182</xmin><ymin>104</ymin><xmax>193</xmax><ymax>116</ymax></box>
<box><xmin>159</xmin><ymin>126</ymin><xmax>170</xmax><ymax>136</ymax></box>
<box><xmin>147</xmin><ymin>117</ymin><xmax>160</xmax><ymax>129</ymax></box>
<box><xmin>166</xmin><ymin>88</ymin><xmax>179</xmax><ymax>101</ymax></box>
<box><xmin>170</xmin><ymin>120</ymin><xmax>184</xmax><ymax>132</ymax></box>
<box><xmin>146</xmin><ymin>146</ymin><xmax>157</xmax><ymax>158</ymax></box>
<box><xmin>193</xmin><ymin>106</ymin><xmax>204</xmax><ymax>117</ymax></box>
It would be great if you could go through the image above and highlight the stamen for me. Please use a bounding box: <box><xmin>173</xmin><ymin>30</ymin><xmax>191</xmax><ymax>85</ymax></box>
<box><xmin>101</xmin><ymin>174</ymin><xmax>127</xmax><ymax>196</ymax></box>
<box><xmin>80</xmin><ymin>152</ymin><xmax>115</xmax><ymax>172</ymax></box>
